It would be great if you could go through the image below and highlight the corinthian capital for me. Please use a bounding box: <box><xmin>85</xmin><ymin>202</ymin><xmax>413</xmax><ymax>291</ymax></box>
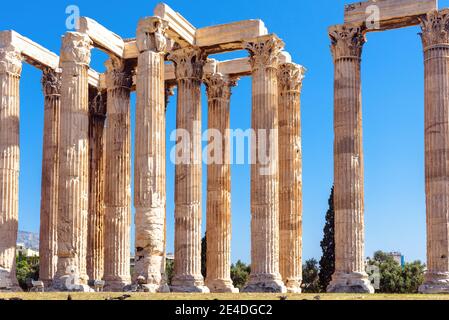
<box><xmin>244</xmin><ymin>35</ymin><xmax>284</xmax><ymax>71</ymax></box>
<box><xmin>329</xmin><ymin>24</ymin><xmax>366</xmax><ymax>60</ymax></box>
<box><xmin>0</xmin><ymin>45</ymin><xmax>22</xmax><ymax>76</ymax></box>
<box><xmin>420</xmin><ymin>9</ymin><xmax>449</xmax><ymax>49</ymax></box>
<box><xmin>137</xmin><ymin>16</ymin><xmax>169</xmax><ymax>53</ymax></box>
<box><xmin>203</xmin><ymin>73</ymin><xmax>238</xmax><ymax>101</ymax></box>
<box><xmin>278</xmin><ymin>63</ymin><xmax>305</xmax><ymax>93</ymax></box>
<box><xmin>168</xmin><ymin>47</ymin><xmax>207</xmax><ymax>81</ymax></box>
<box><xmin>60</xmin><ymin>32</ymin><xmax>93</xmax><ymax>65</ymax></box>
<box><xmin>105</xmin><ymin>57</ymin><xmax>133</xmax><ymax>89</ymax></box>
<box><xmin>42</xmin><ymin>68</ymin><xmax>62</xmax><ymax>96</ymax></box>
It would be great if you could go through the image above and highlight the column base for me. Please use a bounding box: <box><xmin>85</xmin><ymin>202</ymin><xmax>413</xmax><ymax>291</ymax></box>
<box><xmin>50</xmin><ymin>276</ymin><xmax>93</xmax><ymax>292</ymax></box>
<box><xmin>206</xmin><ymin>279</ymin><xmax>239</xmax><ymax>293</ymax></box>
<box><xmin>419</xmin><ymin>272</ymin><xmax>449</xmax><ymax>294</ymax></box>
<box><xmin>0</xmin><ymin>269</ymin><xmax>22</xmax><ymax>292</ymax></box>
<box><xmin>284</xmin><ymin>279</ymin><xmax>302</xmax><ymax>293</ymax></box>
<box><xmin>242</xmin><ymin>273</ymin><xmax>287</xmax><ymax>293</ymax></box>
<box><xmin>327</xmin><ymin>272</ymin><xmax>374</xmax><ymax>294</ymax></box>
<box><xmin>138</xmin><ymin>283</ymin><xmax>171</xmax><ymax>293</ymax></box>
<box><xmin>171</xmin><ymin>275</ymin><xmax>210</xmax><ymax>293</ymax></box>
<box><xmin>103</xmin><ymin>278</ymin><xmax>132</xmax><ymax>292</ymax></box>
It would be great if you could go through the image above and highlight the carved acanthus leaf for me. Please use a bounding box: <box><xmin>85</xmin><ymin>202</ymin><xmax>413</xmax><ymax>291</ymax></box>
<box><xmin>278</xmin><ymin>63</ymin><xmax>305</xmax><ymax>93</ymax></box>
<box><xmin>60</xmin><ymin>32</ymin><xmax>92</xmax><ymax>65</ymax></box>
<box><xmin>329</xmin><ymin>24</ymin><xmax>366</xmax><ymax>59</ymax></box>
<box><xmin>42</xmin><ymin>68</ymin><xmax>62</xmax><ymax>96</ymax></box>
<box><xmin>168</xmin><ymin>47</ymin><xmax>207</xmax><ymax>81</ymax></box>
<box><xmin>244</xmin><ymin>36</ymin><xmax>284</xmax><ymax>71</ymax></box>
<box><xmin>0</xmin><ymin>46</ymin><xmax>22</xmax><ymax>75</ymax></box>
<box><xmin>203</xmin><ymin>73</ymin><xmax>238</xmax><ymax>100</ymax></box>
<box><xmin>137</xmin><ymin>16</ymin><xmax>169</xmax><ymax>53</ymax></box>
<box><xmin>420</xmin><ymin>10</ymin><xmax>449</xmax><ymax>48</ymax></box>
<box><xmin>105</xmin><ymin>57</ymin><xmax>133</xmax><ymax>89</ymax></box>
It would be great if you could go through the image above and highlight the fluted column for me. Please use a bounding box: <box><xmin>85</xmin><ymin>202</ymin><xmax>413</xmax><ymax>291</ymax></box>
<box><xmin>160</xmin><ymin>83</ymin><xmax>176</xmax><ymax>290</ymax></box>
<box><xmin>87</xmin><ymin>89</ymin><xmax>106</xmax><ymax>282</ymax></box>
<box><xmin>53</xmin><ymin>32</ymin><xmax>92</xmax><ymax>290</ymax></box>
<box><xmin>327</xmin><ymin>24</ymin><xmax>373</xmax><ymax>293</ymax></box>
<box><xmin>0</xmin><ymin>46</ymin><xmax>22</xmax><ymax>291</ymax></box>
<box><xmin>278</xmin><ymin>63</ymin><xmax>305</xmax><ymax>293</ymax></box>
<box><xmin>203</xmin><ymin>72</ymin><xmax>238</xmax><ymax>293</ymax></box>
<box><xmin>133</xmin><ymin>16</ymin><xmax>170</xmax><ymax>293</ymax></box>
<box><xmin>168</xmin><ymin>47</ymin><xmax>209</xmax><ymax>293</ymax></box>
<box><xmin>243</xmin><ymin>35</ymin><xmax>286</xmax><ymax>293</ymax></box>
<box><xmin>103</xmin><ymin>57</ymin><xmax>132</xmax><ymax>291</ymax></box>
<box><xmin>39</xmin><ymin>68</ymin><xmax>61</xmax><ymax>286</ymax></box>
<box><xmin>419</xmin><ymin>9</ymin><xmax>449</xmax><ymax>294</ymax></box>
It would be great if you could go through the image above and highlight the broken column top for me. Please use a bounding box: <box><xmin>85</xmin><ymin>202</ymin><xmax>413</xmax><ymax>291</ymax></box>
<box><xmin>343</xmin><ymin>0</ymin><xmax>437</xmax><ymax>31</ymax></box>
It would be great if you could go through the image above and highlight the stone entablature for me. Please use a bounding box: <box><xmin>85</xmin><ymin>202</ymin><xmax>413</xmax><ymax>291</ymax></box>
<box><xmin>0</xmin><ymin>2</ymin><xmax>305</xmax><ymax>293</ymax></box>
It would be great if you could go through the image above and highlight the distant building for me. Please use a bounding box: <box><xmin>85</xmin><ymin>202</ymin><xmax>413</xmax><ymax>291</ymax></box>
<box><xmin>388</xmin><ymin>252</ymin><xmax>405</xmax><ymax>267</ymax></box>
<box><xmin>16</xmin><ymin>243</ymin><xmax>39</xmax><ymax>257</ymax></box>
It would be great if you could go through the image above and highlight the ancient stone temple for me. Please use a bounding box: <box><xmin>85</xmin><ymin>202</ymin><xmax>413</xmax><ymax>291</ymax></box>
<box><xmin>329</xmin><ymin>0</ymin><xmax>449</xmax><ymax>294</ymax></box>
<box><xmin>0</xmin><ymin>3</ymin><xmax>304</xmax><ymax>293</ymax></box>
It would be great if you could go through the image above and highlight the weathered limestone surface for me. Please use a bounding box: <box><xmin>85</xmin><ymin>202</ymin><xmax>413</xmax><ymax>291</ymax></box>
<box><xmin>419</xmin><ymin>9</ymin><xmax>449</xmax><ymax>294</ymax></box>
<box><xmin>204</xmin><ymin>71</ymin><xmax>238</xmax><ymax>293</ymax></box>
<box><xmin>196</xmin><ymin>20</ymin><xmax>268</xmax><ymax>54</ymax></box>
<box><xmin>0</xmin><ymin>45</ymin><xmax>22</xmax><ymax>291</ymax></box>
<box><xmin>87</xmin><ymin>89</ymin><xmax>106</xmax><ymax>282</ymax></box>
<box><xmin>103</xmin><ymin>57</ymin><xmax>132</xmax><ymax>292</ymax></box>
<box><xmin>278</xmin><ymin>62</ymin><xmax>305</xmax><ymax>294</ymax></box>
<box><xmin>78</xmin><ymin>17</ymin><xmax>125</xmax><ymax>58</ymax></box>
<box><xmin>242</xmin><ymin>35</ymin><xmax>286</xmax><ymax>293</ymax></box>
<box><xmin>327</xmin><ymin>24</ymin><xmax>373</xmax><ymax>294</ymax></box>
<box><xmin>53</xmin><ymin>32</ymin><xmax>92</xmax><ymax>291</ymax></box>
<box><xmin>0</xmin><ymin>30</ymin><xmax>59</xmax><ymax>70</ymax></box>
<box><xmin>168</xmin><ymin>47</ymin><xmax>209</xmax><ymax>293</ymax></box>
<box><xmin>133</xmin><ymin>16</ymin><xmax>170</xmax><ymax>293</ymax></box>
<box><xmin>39</xmin><ymin>68</ymin><xmax>61</xmax><ymax>286</ymax></box>
<box><xmin>344</xmin><ymin>0</ymin><xmax>437</xmax><ymax>31</ymax></box>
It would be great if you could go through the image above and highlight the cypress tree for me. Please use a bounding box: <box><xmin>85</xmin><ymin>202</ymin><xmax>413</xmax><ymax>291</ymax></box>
<box><xmin>318</xmin><ymin>186</ymin><xmax>335</xmax><ymax>291</ymax></box>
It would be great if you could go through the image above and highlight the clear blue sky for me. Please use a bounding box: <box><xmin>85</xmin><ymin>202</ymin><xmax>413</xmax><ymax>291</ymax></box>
<box><xmin>2</xmin><ymin>0</ymin><xmax>448</xmax><ymax>265</ymax></box>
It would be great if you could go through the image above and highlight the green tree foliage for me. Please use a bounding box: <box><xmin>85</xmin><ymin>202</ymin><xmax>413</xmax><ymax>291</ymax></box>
<box><xmin>201</xmin><ymin>233</ymin><xmax>207</xmax><ymax>278</ymax></box>
<box><xmin>165</xmin><ymin>259</ymin><xmax>174</xmax><ymax>285</ymax></box>
<box><xmin>318</xmin><ymin>186</ymin><xmax>335</xmax><ymax>292</ymax></box>
<box><xmin>15</xmin><ymin>254</ymin><xmax>39</xmax><ymax>291</ymax></box>
<box><xmin>302</xmin><ymin>258</ymin><xmax>320</xmax><ymax>293</ymax></box>
<box><xmin>230</xmin><ymin>260</ymin><xmax>251</xmax><ymax>290</ymax></box>
<box><xmin>367</xmin><ymin>250</ymin><xmax>425</xmax><ymax>293</ymax></box>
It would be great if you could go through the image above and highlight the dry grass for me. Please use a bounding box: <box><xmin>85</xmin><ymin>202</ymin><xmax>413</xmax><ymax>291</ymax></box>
<box><xmin>1</xmin><ymin>292</ymin><xmax>449</xmax><ymax>300</ymax></box>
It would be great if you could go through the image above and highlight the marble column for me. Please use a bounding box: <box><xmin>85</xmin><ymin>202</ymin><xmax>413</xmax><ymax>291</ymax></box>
<box><xmin>0</xmin><ymin>45</ymin><xmax>22</xmax><ymax>291</ymax></box>
<box><xmin>53</xmin><ymin>32</ymin><xmax>92</xmax><ymax>290</ymax></box>
<box><xmin>168</xmin><ymin>47</ymin><xmax>209</xmax><ymax>293</ymax></box>
<box><xmin>243</xmin><ymin>35</ymin><xmax>286</xmax><ymax>293</ymax></box>
<box><xmin>87</xmin><ymin>89</ymin><xmax>106</xmax><ymax>282</ymax></box>
<box><xmin>278</xmin><ymin>62</ymin><xmax>305</xmax><ymax>293</ymax></box>
<box><xmin>327</xmin><ymin>24</ymin><xmax>373</xmax><ymax>293</ymax></box>
<box><xmin>160</xmin><ymin>83</ymin><xmax>176</xmax><ymax>289</ymax></box>
<box><xmin>133</xmin><ymin>16</ymin><xmax>170</xmax><ymax>293</ymax></box>
<box><xmin>39</xmin><ymin>68</ymin><xmax>61</xmax><ymax>287</ymax></box>
<box><xmin>419</xmin><ymin>9</ymin><xmax>449</xmax><ymax>294</ymax></box>
<box><xmin>203</xmin><ymin>72</ymin><xmax>238</xmax><ymax>293</ymax></box>
<box><xmin>103</xmin><ymin>57</ymin><xmax>132</xmax><ymax>292</ymax></box>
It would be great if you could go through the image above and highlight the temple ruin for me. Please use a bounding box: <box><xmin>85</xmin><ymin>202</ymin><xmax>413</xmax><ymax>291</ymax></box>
<box><xmin>2</xmin><ymin>0</ymin><xmax>448</xmax><ymax>295</ymax></box>
<box><xmin>0</xmin><ymin>3</ymin><xmax>304</xmax><ymax>293</ymax></box>
<box><xmin>329</xmin><ymin>0</ymin><xmax>449</xmax><ymax>294</ymax></box>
